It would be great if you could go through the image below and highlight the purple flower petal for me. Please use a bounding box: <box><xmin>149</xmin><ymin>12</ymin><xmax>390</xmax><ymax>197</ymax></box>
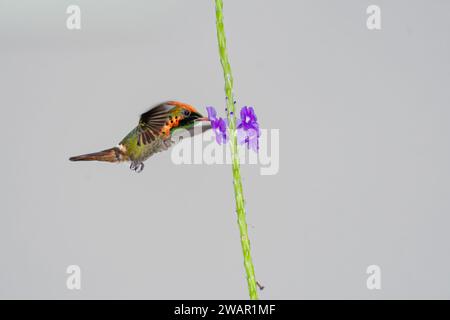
<box><xmin>215</xmin><ymin>118</ymin><xmax>228</xmax><ymax>144</ymax></box>
<box><xmin>237</xmin><ymin>106</ymin><xmax>260</xmax><ymax>152</ymax></box>
<box><xmin>206</xmin><ymin>106</ymin><xmax>219</xmax><ymax>130</ymax></box>
<box><xmin>207</xmin><ymin>106</ymin><xmax>228</xmax><ymax>145</ymax></box>
<box><xmin>237</xmin><ymin>127</ymin><xmax>247</xmax><ymax>145</ymax></box>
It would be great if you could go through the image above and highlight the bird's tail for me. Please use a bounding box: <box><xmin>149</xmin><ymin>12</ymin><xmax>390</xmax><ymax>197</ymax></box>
<box><xmin>69</xmin><ymin>147</ymin><xmax>123</xmax><ymax>163</ymax></box>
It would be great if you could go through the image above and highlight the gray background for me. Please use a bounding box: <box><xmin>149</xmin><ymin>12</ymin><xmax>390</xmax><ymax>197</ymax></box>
<box><xmin>1</xmin><ymin>0</ymin><xmax>449</xmax><ymax>299</ymax></box>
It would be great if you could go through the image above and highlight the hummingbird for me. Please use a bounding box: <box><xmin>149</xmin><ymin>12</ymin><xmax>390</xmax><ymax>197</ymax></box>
<box><xmin>69</xmin><ymin>101</ymin><xmax>210</xmax><ymax>172</ymax></box>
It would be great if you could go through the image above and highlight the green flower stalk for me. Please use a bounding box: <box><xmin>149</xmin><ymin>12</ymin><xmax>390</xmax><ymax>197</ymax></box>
<box><xmin>213</xmin><ymin>0</ymin><xmax>259</xmax><ymax>300</ymax></box>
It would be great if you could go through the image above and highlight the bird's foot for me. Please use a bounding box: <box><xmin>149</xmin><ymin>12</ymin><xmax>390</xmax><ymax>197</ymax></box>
<box><xmin>130</xmin><ymin>162</ymin><xmax>144</xmax><ymax>173</ymax></box>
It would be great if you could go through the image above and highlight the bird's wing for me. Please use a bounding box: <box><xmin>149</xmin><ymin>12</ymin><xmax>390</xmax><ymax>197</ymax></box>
<box><xmin>136</xmin><ymin>103</ymin><xmax>173</xmax><ymax>146</ymax></box>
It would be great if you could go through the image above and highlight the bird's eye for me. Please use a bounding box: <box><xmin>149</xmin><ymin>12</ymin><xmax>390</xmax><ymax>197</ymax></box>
<box><xmin>183</xmin><ymin>109</ymin><xmax>191</xmax><ymax>117</ymax></box>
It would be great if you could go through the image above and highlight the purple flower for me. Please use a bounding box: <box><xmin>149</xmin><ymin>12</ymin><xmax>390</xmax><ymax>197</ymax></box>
<box><xmin>206</xmin><ymin>105</ymin><xmax>260</xmax><ymax>151</ymax></box>
<box><xmin>237</xmin><ymin>106</ymin><xmax>260</xmax><ymax>152</ymax></box>
<box><xmin>207</xmin><ymin>106</ymin><xmax>228</xmax><ymax>144</ymax></box>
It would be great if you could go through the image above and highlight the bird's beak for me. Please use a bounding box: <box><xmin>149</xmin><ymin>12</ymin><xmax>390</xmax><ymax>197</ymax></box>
<box><xmin>193</xmin><ymin>112</ymin><xmax>209</xmax><ymax>122</ymax></box>
<box><xmin>195</xmin><ymin>116</ymin><xmax>209</xmax><ymax>122</ymax></box>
